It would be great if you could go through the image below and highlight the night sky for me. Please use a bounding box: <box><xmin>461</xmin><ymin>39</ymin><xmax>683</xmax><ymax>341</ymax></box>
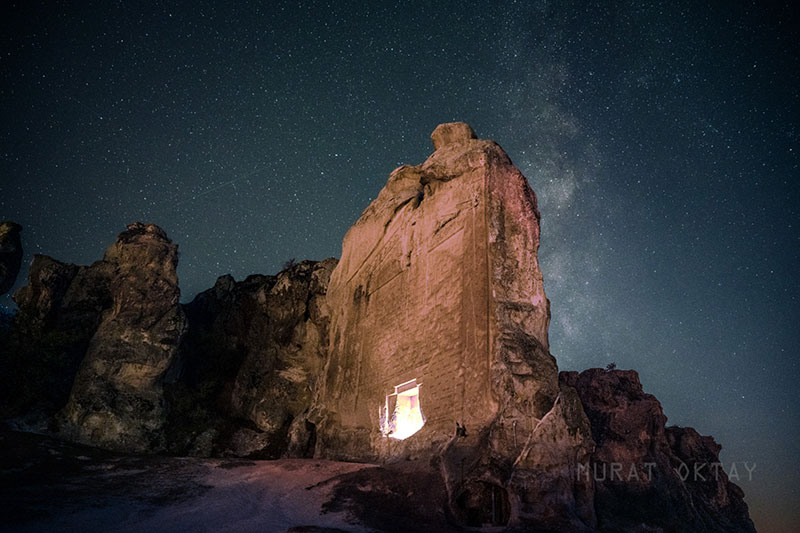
<box><xmin>1</xmin><ymin>1</ymin><xmax>797</xmax><ymax>530</ymax></box>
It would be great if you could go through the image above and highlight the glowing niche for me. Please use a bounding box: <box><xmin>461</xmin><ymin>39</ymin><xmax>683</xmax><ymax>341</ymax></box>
<box><xmin>381</xmin><ymin>378</ymin><xmax>425</xmax><ymax>440</ymax></box>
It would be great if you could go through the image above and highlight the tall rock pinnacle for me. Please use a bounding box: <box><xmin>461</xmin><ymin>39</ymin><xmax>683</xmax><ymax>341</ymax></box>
<box><xmin>310</xmin><ymin>123</ymin><xmax>594</xmax><ymax>529</ymax></box>
<box><xmin>59</xmin><ymin>223</ymin><xmax>186</xmax><ymax>453</ymax></box>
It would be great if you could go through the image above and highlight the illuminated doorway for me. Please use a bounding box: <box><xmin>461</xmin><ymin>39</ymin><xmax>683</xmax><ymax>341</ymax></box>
<box><xmin>381</xmin><ymin>378</ymin><xmax>425</xmax><ymax>440</ymax></box>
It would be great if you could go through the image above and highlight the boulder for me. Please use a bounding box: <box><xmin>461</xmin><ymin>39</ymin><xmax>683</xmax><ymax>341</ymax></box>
<box><xmin>59</xmin><ymin>223</ymin><xmax>186</xmax><ymax>453</ymax></box>
<box><xmin>0</xmin><ymin>221</ymin><xmax>22</xmax><ymax>295</ymax></box>
<box><xmin>14</xmin><ymin>255</ymin><xmax>113</xmax><ymax>332</ymax></box>
<box><xmin>430</xmin><ymin>121</ymin><xmax>477</xmax><ymax>150</ymax></box>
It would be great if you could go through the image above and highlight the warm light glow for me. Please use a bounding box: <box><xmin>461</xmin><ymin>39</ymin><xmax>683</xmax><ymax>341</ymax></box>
<box><xmin>381</xmin><ymin>379</ymin><xmax>425</xmax><ymax>440</ymax></box>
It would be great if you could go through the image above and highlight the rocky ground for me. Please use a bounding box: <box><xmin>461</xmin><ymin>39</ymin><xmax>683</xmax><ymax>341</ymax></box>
<box><xmin>0</xmin><ymin>428</ymin><xmax>454</xmax><ymax>532</ymax></box>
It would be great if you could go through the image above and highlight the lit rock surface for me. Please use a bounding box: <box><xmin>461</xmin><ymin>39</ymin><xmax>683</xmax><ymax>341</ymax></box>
<box><xmin>311</xmin><ymin>123</ymin><xmax>594</xmax><ymax>529</ymax></box>
<box><xmin>430</xmin><ymin>121</ymin><xmax>477</xmax><ymax>150</ymax></box>
<box><xmin>0</xmin><ymin>221</ymin><xmax>22</xmax><ymax>295</ymax></box>
<box><xmin>59</xmin><ymin>223</ymin><xmax>186</xmax><ymax>453</ymax></box>
<box><xmin>561</xmin><ymin>368</ymin><xmax>756</xmax><ymax>532</ymax></box>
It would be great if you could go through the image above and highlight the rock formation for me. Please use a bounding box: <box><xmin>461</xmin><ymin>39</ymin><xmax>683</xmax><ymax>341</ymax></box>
<box><xmin>59</xmin><ymin>223</ymin><xmax>186</xmax><ymax>453</ymax></box>
<box><xmin>561</xmin><ymin>368</ymin><xmax>755</xmax><ymax>532</ymax></box>
<box><xmin>310</xmin><ymin>123</ymin><xmax>594</xmax><ymax>529</ymax></box>
<box><xmin>0</xmin><ymin>221</ymin><xmax>22</xmax><ymax>295</ymax></box>
<box><xmin>0</xmin><ymin>123</ymin><xmax>755</xmax><ymax>531</ymax></box>
<box><xmin>2</xmin><ymin>252</ymin><xmax>112</xmax><ymax>417</ymax></box>
<box><xmin>168</xmin><ymin>258</ymin><xmax>337</xmax><ymax>457</ymax></box>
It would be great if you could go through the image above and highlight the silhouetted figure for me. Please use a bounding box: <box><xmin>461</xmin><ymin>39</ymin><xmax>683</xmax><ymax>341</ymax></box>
<box><xmin>456</xmin><ymin>422</ymin><xmax>467</xmax><ymax>438</ymax></box>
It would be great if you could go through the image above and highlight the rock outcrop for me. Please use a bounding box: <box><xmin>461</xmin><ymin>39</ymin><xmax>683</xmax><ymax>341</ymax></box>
<box><xmin>0</xmin><ymin>221</ymin><xmax>22</xmax><ymax>295</ymax></box>
<box><xmin>310</xmin><ymin>123</ymin><xmax>594</xmax><ymax>529</ymax></box>
<box><xmin>59</xmin><ymin>223</ymin><xmax>186</xmax><ymax>453</ymax></box>
<box><xmin>1</xmin><ymin>253</ymin><xmax>112</xmax><ymax>417</ymax></box>
<box><xmin>168</xmin><ymin>258</ymin><xmax>337</xmax><ymax>458</ymax></box>
<box><xmin>561</xmin><ymin>368</ymin><xmax>756</xmax><ymax>532</ymax></box>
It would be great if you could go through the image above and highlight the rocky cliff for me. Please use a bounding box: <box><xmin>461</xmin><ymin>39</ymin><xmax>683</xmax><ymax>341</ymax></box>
<box><xmin>2</xmin><ymin>252</ymin><xmax>112</xmax><ymax>417</ymax></box>
<box><xmin>0</xmin><ymin>221</ymin><xmax>23</xmax><ymax>295</ymax></box>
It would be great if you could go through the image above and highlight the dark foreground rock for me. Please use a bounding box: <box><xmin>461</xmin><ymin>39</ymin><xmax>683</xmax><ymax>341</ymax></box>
<box><xmin>561</xmin><ymin>368</ymin><xmax>756</xmax><ymax>532</ymax></box>
<box><xmin>0</xmin><ymin>221</ymin><xmax>22</xmax><ymax>295</ymax></box>
<box><xmin>1</xmin><ymin>253</ymin><xmax>113</xmax><ymax>418</ymax></box>
<box><xmin>167</xmin><ymin>258</ymin><xmax>338</xmax><ymax>458</ymax></box>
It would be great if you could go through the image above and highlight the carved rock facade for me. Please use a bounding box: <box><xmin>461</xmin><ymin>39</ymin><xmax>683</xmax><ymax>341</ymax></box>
<box><xmin>311</xmin><ymin>123</ymin><xmax>594</xmax><ymax>529</ymax></box>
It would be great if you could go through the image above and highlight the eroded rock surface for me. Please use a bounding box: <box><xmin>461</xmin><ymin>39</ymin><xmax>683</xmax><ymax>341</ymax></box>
<box><xmin>59</xmin><ymin>223</ymin><xmax>186</xmax><ymax>453</ymax></box>
<box><xmin>169</xmin><ymin>258</ymin><xmax>338</xmax><ymax>458</ymax></box>
<box><xmin>1</xmin><ymin>252</ymin><xmax>112</xmax><ymax>417</ymax></box>
<box><xmin>561</xmin><ymin>368</ymin><xmax>756</xmax><ymax>532</ymax></box>
<box><xmin>0</xmin><ymin>221</ymin><xmax>22</xmax><ymax>295</ymax></box>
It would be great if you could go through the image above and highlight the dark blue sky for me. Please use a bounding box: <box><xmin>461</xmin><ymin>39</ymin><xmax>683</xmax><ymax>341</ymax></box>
<box><xmin>1</xmin><ymin>1</ymin><xmax>797</xmax><ymax>529</ymax></box>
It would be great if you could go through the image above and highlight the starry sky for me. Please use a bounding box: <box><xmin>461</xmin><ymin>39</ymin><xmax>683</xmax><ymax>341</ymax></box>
<box><xmin>1</xmin><ymin>1</ymin><xmax>797</xmax><ymax>530</ymax></box>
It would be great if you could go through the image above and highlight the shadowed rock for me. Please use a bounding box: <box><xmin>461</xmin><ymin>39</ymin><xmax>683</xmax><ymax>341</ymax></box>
<box><xmin>561</xmin><ymin>368</ymin><xmax>756</xmax><ymax>532</ymax></box>
<box><xmin>0</xmin><ymin>221</ymin><xmax>22</xmax><ymax>295</ymax></box>
<box><xmin>168</xmin><ymin>258</ymin><xmax>338</xmax><ymax>458</ymax></box>
<box><xmin>2</xmin><ymin>252</ymin><xmax>113</xmax><ymax>418</ymax></box>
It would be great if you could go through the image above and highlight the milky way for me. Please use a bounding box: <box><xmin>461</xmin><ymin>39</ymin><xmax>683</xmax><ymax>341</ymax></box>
<box><xmin>1</xmin><ymin>2</ymin><xmax>797</xmax><ymax>529</ymax></box>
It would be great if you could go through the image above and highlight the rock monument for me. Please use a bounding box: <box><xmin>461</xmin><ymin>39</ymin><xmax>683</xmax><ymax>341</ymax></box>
<box><xmin>310</xmin><ymin>123</ymin><xmax>595</xmax><ymax>529</ymax></box>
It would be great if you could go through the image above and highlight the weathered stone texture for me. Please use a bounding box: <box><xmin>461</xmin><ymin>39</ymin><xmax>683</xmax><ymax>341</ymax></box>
<box><xmin>59</xmin><ymin>223</ymin><xmax>186</xmax><ymax>453</ymax></box>
<box><xmin>2</xmin><ymin>252</ymin><xmax>113</xmax><ymax>417</ymax></box>
<box><xmin>312</xmin><ymin>123</ymin><xmax>592</xmax><ymax>529</ymax></box>
<box><xmin>172</xmin><ymin>258</ymin><xmax>338</xmax><ymax>458</ymax></box>
<box><xmin>316</xmin><ymin>126</ymin><xmax>554</xmax><ymax>457</ymax></box>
